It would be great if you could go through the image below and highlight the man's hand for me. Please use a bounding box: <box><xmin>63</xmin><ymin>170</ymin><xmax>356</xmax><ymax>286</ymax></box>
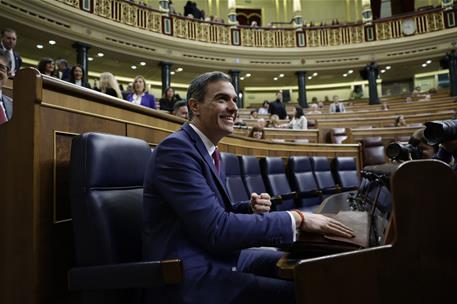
<box><xmin>250</xmin><ymin>192</ymin><xmax>271</xmax><ymax>214</ymax></box>
<box><xmin>0</xmin><ymin>65</ymin><xmax>8</xmax><ymax>87</ymax></box>
<box><xmin>298</xmin><ymin>212</ymin><xmax>354</xmax><ymax>238</ymax></box>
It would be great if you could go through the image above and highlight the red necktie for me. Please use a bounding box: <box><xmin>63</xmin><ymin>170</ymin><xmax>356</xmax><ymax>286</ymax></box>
<box><xmin>0</xmin><ymin>102</ymin><xmax>8</xmax><ymax>124</ymax></box>
<box><xmin>212</xmin><ymin>148</ymin><xmax>221</xmax><ymax>175</ymax></box>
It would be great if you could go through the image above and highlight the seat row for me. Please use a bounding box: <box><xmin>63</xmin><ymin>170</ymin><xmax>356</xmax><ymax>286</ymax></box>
<box><xmin>221</xmin><ymin>153</ymin><xmax>361</xmax><ymax>213</ymax></box>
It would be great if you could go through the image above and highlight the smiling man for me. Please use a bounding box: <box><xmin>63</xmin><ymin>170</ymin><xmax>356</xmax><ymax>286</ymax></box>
<box><xmin>143</xmin><ymin>72</ymin><xmax>353</xmax><ymax>304</ymax></box>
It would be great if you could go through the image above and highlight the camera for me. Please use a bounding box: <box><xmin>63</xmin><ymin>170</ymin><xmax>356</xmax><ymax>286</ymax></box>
<box><xmin>386</xmin><ymin>142</ymin><xmax>422</xmax><ymax>161</ymax></box>
<box><xmin>424</xmin><ymin>119</ymin><xmax>457</xmax><ymax>145</ymax></box>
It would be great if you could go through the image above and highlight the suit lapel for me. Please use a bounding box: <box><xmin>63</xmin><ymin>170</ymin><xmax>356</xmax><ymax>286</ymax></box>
<box><xmin>182</xmin><ymin>124</ymin><xmax>233</xmax><ymax>210</ymax></box>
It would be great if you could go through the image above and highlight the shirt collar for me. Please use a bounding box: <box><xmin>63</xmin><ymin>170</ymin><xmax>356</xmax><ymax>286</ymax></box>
<box><xmin>189</xmin><ymin>123</ymin><xmax>216</xmax><ymax>156</ymax></box>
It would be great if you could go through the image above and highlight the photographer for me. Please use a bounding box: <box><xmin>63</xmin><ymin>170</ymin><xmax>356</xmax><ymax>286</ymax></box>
<box><xmin>386</xmin><ymin>128</ymin><xmax>437</xmax><ymax>161</ymax></box>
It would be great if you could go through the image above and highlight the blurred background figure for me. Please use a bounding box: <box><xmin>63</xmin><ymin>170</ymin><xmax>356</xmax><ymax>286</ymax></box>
<box><xmin>69</xmin><ymin>64</ymin><xmax>90</xmax><ymax>88</ymax></box>
<box><xmin>395</xmin><ymin>115</ymin><xmax>407</xmax><ymax>127</ymax></box>
<box><xmin>56</xmin><ymin>58</ymin><xmax>71</xmax><ymax>82</ymax></box>
<box><xmin>159</xmin><ymin>87</ymin><xmax>177</xmax><ymax>113</ymax></box>
<box><xmin>37</xmin><ymin>57</ymin><xmax>55</xmax><ymax>77</ymax></box>
<box><xmin>248</xmin><ymin>126</ymin><xmax>265</xmax><ymax>140</ymax></box>
<box><xmin>308</xmin><ymin>103</ymin><xmax>322</xmax><ymax>114</ymax></box>
<box><xmin>172</xmin><ymin>100</ymin><xmax>188</xmax><ymax>120</ymax></box>
<box><xmin>97</xmin><ymin>72</ymin><xmax>123</xmax><ymax>99</ymax></box>
<box><xmin>258</xmin><ymin>100</ymin><xmax>270</xmax><ymax>115</ymax></box>
<box><xmin>249</xmin><ymin>110</ymin><xmax>258</xmax><ymax>119</ymax></box>
<box><xmin>126</xmin><ymin>75</ymin><xmax>156</xmax><ymax>109</ymax></box>
<box><xmin>286</xmin><ymin>106</ymin><xmax>307</xmax><ymax>130</ymax></box>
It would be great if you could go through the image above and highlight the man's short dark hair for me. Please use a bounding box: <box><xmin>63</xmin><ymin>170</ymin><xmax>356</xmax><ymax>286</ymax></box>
<box><xmin>173</xmin><ymin>99</ymin><xmax>187</xmax><ymax>113</ymax></box>
<box><xmin>186</xmin><ymin>71</ymin><xmax>231</xmax><ymax>118</ymax></box>
<box><xmin>1</xmin><ymin>28</ymin><xmax>16</xmax><ymax>37</ymax></box>
<box><xmin>0</xmin><ymin>49</ymin><xmax>11</xmax><ymax>66</ymax></box>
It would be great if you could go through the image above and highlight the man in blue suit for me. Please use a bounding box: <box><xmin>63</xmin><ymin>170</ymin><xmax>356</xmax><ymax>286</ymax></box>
<box><xmin>143</xmin><ymin>72</ymin><xmax>353</xmax><ymax>303</ymax></box>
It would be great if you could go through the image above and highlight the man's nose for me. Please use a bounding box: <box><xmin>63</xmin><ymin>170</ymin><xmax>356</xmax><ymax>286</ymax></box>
<box><xmin>228</xmin><ymin>99</ymin><xmax>238</xmax><ymax>111</ymax></box>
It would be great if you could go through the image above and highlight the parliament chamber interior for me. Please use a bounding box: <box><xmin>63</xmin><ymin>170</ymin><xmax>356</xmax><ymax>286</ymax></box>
<box><xmin>0</xmin><ymin>0</ymin><xmax>456</xmax><ymax>303</ymax></box>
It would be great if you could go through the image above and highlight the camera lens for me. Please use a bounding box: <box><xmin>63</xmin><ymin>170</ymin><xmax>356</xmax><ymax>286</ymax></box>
<box><xmin>424</xmin><ymin>119</ymin><xmax>457</xmax><ymax>145</ymax></box>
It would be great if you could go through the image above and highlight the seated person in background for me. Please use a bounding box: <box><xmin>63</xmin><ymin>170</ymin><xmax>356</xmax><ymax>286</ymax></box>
<box><xmin>408</xmin><ymin>128</ymin><xmax>438</xmax><ymax>159</ymax></box>
<box><xmin>248</xmin><ymin>126</ymin><xmax>265</xmax><ymax>140</ymax></box>
<box><xmin>267</xmin><ymin>114</ymin><xmax>282</xmax><ymax>128</ymax></box>
<box><xmin>96</xmin><ymin>72</ymin><xmax>123</xmax><ymax>99</ymax></box>
<box><xmin>311</xmin><ymin>96</ymin><xmax>318</xmax><ymax>103</ymax></box>
<box><xmin>285</xmin><ymin>106</ymin><xmax>307</xmax><ymax>130</ymax></box>
<box><xmin>411</xmin><ymin>86</ymin><xmax>421</xmax><ymax>98</ymax></box>
<box><xmin>256</xmin><ymin>117</ymin><xmax>267</xmax><ymax>128</ymax></box>
<box><xmin>37</xmin><ymin>57</ymin><xmax>55</xmax><ymax>77</ymax></box>
<box><xmin>55</xmin><ymin>58</ymin><xmax>71</xmax><ymax>82</ymax></box>
<box><xmin>418</xmin><ymin>93</ymin><xmax>431</xmax><ymax>102</ymax></box>
<box><xmin>395</xmin><ymin>115</ymin><xmax>407</xmax><ymax>127</ymax></box>
<box><xmin>142</xmin><ymin>71</ymin><xmax>354</xmax><ymax>304</ymax></box>
<box><xmin>258</xmin><ymin>100</ymin><xmax>270</xmax><ymax>115</ymax></box>
<box><xmin>382</xmin><ymin>102</ymin><xmax>390</xmax><ymax>111</ymax></box>
<box><xmin>269</xmin><ymin>91</ymin><xmax>288</xmax><ymax>119</ymax></box>
<box><xmin>159</xmin><ymin>87</ymin><xmax>177</xmax><ymax>113</ymax></box>
<box><xmin>405</xmin><ymin>96</ymin><xmax>413</xmax><ymax>103</ymax></box>
<box><xmin>329</xmin><ymin>95</ymin><xmax>346</xmax><ymax>113</ymax></box>
<box><xmin>69</xmin><ymin>64</ymin><xmax>91</xmax><ymax>89</ymax></box>
<box><xmin>249</xmin><ymin>110</ymin><xmax>258</xmax><ymax>119</ymax></box>
<box><xmin>0</xmin><ymin>49</ymin><xmax>12</xmax><ymax>124</ymax></box>
<box><xmin>308</xmin><ymin>103</ymin><xmax>322</xmax><ymax>114</ymax></box>
<box><xmin>126</xmin><ymin>75</ymin><xmax>156</xmax><ymax>109</ymax></box>
<box><xmin>234</xmin><ymin>113</ymin><xmax>247</xmax><ymax>127</ymax></box>
<box><xmin>172</xmin><ymin>99</ymin><xmax>188</xmax><ymax>120</ymax></box>
<box><xmin>318</xmin><ymin>101</ymin><xmax>325</xmax><ymax>109</ymax></box>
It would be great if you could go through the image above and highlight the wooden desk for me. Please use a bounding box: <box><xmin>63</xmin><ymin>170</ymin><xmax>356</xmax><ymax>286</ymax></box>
<box><xmin>277</xmin><ymin>160</ymin><xmax>457</xmax><ymax>303</ymax></box>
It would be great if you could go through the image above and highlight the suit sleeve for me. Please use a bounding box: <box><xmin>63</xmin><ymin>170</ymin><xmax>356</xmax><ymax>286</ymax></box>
<box><xmin>150</xmin><ymin>136</ymin><xmax>294</xmax><ymax>253</ymax></box>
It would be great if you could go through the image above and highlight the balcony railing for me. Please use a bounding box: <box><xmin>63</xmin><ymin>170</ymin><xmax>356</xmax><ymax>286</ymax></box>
<box><xmin>55</xmin><ymin>0</ymin><xmax>457</xmax><ymax>48</ymax></box>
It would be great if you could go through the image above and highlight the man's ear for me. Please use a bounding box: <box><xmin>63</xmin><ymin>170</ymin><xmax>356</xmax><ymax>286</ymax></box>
<box><xmin>188</xmin><ymin>98</ymin><xmax>200</xmax><ymax>116</ymax></box>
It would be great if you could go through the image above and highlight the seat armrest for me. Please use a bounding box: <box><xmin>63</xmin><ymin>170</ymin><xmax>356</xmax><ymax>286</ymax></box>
<box><xmin>296</xmin><ymin>190</ymin><xmax>322</xmax><ymax>199</ymax></box>
<box><xmin>68</xmin><ymin>259</ymin><xmax>182</xmax><ymax>291</ymax></box>
<box><xmin>271</xmin><ymin>192</ymin><xmax>296</xmax><ymax>203</ymax></box>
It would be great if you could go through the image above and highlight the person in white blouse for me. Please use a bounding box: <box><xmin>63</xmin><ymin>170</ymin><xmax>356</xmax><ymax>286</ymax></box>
<box><xmin>287</xmin><ymin>106</ymin><xmax>308</xmax><ymax>130</ymax></box>
<box><xmin>257</xmin><ymin>100</ymin><xmax>270</xmax><ymax>115</ymax></box>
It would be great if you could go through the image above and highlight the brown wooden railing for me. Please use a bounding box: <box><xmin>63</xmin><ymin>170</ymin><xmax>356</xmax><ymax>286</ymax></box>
<box><xmin>53</xmin><ymin>0</ymin><xmax>457</xmax><ymax>48</ymax></box>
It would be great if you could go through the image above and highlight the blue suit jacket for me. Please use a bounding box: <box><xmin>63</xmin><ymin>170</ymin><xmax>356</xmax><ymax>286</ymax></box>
<box><xmin>143</xmin><ymin>123</ymin><xmax>293</xmax><ymax>303</ymax></box>
<box><xmin>1</xmin><ymin>95</ymin><xmax>13</xmax><ymax>120</ymax></box>
<box><xmin>126</xmin><ymin>92</ymin><xmax>156</xmax><ymax>109</ymax></box>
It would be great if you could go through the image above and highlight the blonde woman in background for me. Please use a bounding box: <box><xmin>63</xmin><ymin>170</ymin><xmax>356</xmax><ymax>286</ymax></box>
<box><xmin>126</xmin><ymin>75</ymin><xmax>156</xmax><ymax>109</ymax></box>
<box><xmin>97</xmin><ymin>72</ymin><xmax>122</xmax><ymax>99</ymax></box>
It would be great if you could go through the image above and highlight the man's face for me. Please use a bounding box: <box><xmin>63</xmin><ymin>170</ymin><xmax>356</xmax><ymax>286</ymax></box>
<box><xmin>276</xmin><ymin>92</ymin><xmax>282</xmax><ymax>101</ymax></box>
<box><xmin>189</xmin><ymin>80</ymin><xmax>238</xmax><ymax>144</ymax></box>
<box><xmin>1</xmin><ymin>31</ymin><xmax>17</xmax><ymax>50</ymax></box>
<box><xmin>175</xmin><ymin>105</ymin><xmax>188</xmax><ymax>119</ymax></box>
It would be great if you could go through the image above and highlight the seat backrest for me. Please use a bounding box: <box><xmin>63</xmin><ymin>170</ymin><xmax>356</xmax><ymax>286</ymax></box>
<box><xmin>220</xmin><ymin>152</ymin><xmax>250</xmax><ymax>202</ymax></box>
<box><xmin>260</xmin><ymin>157</ymin><xmax>295</xmax><ymax>211</ymax></box>
<box><xmin>239</xmin><ymin>155</ymin><xmax>267</xmax><ymax>195</ymax></box>
<box><xmin>287</xmin><ymin>156</ymin><xmax>322</xmax><ymax>211</ymax></box>
<box><xmin>70</xmin><ymin>132</ymin><xmax>151</xmax><ymax>267</ymax></box>
<box><xmin>332</xmin><ymin>157</ymin><xmax>360</xmax><ymax>191</ymax></box>
<box><xmin>311</xmin><ymin>156</ymin><xmax>338</xmax><ymax>194</ymax></box>
<box><xmin>361</xmin><ymin>137</ymin><xmax>386</xmax><ymax>166</ymax></box>
<box><xmin>329</xmin><ymin>127</ymin><xmax>347</xmax><ymax>144</ymax></box>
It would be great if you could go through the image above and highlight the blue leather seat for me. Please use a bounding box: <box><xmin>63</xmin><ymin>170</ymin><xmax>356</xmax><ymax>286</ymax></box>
<box><xmin>69</xmin><ymin>132</ymin><xmax>182</xmax><ymax>304</ymax></box>
<box><xmin>239</xmin><ymin>155</ymin><xmax>268</xmax><ymax>196</ymax></box>
<box><xmin>311</xmin><ymin>156</ymin><xmax>340</xmax><ymax>196</ymax></box>
<box><xmin>332</xmin><ymin>157</ymin><xmax>361</xmax><ymax>191</ymax></box>
<box><xmin>260</xmin><ymin>157</ymin><xmax>296</xmax><ymax>211</ymax></box>
<box><xmin>287</xmin><ymin>156</ymin><xmax>323</xmax><ymax>212</ymax></box>
<box><xmin>220</xmin><ymin>152</ymin><xmax>250</xmax><ymax>202</ymax></box>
